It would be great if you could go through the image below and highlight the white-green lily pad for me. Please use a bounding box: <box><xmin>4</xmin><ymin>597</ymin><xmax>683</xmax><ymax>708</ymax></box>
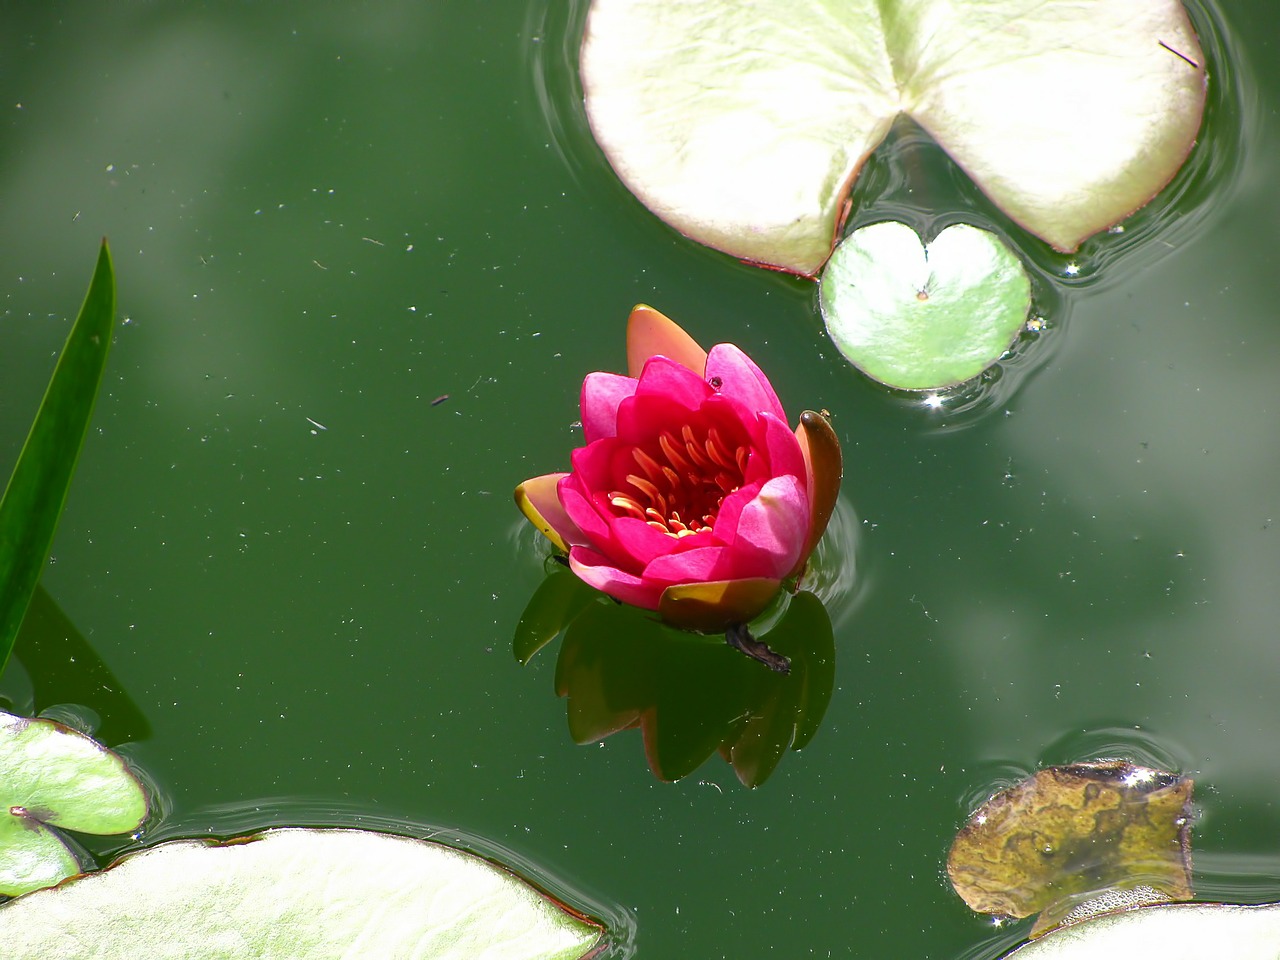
<box><xmin>0</xmin><ymin>709</ymin><xmax>147</xmax><ymax>896</ymax></box>
<box><xmin>0</xmin><ymin>827</ymin><xmax>607</xmax><ymax>960</ymax></box>
<box><xmin>999</xmin><ymin>901</ymin><xmax>1280</xmax><ymax>959</ymax></box>
<box><xmin>819</xmin><ymin>220</ymin><xmax>1030</xmax><ymax>390</ymax></box>
<box><xmin>582</xmin><ymin>0</ymin><xmax>1206</xmax><ymax>275</ymax></box>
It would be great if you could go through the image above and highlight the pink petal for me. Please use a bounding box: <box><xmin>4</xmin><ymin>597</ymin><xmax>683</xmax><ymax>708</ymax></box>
<box><xmin>580</xmin><ymin>372</ymin><xmax>637</xmax><ymax>444</ymax></box>
<box><xmin>755</xmin><ymin>411</ymin><xmax>807</xmax><ymax>480</ymax></box>
<box><xmin>609</xmin><ymin>517</ymin><xmax>698</xmax><ymax>567</ymax></box>
<box><xmin>642</xmin><ymin>544</ymin><xmax>732</xmax><ymax>585</ymax></box>
<box><xmin>514</xmin><ymin>472</ymin><xmax>582</xmax><ymax>551</ymax></box>
<box><xmin>569</xmin><ymin>437</ymin><xmax>630</xmax><ymax>495</ymax></box>
<box><xmin>634</xmin><ymin>356</ymin><xmax>713</xmax><ymax>412</ymax></box>
<box><xmin>727</xmin><ymin>475</ymin><xmax>810</xmax><ymax>579</ymax></box>
<box><xmin>626</xmin><ymin>304</ymin><xmax>707</xmax><ymax>379</ymax></box>
<box><xmin>569</xmin><ymin>546</ymin><xmax>663</xmax><ymax>610</ymax></box>
<box><xmin>708</xmin><ymin>480</ymin><xmax>765</xmax><ymax>544</ymax></box>
<box><xmin>558</xmin><ymin>475</ymin><xmax>613</xmax><ymax>547</ymax></box>
<box><xmin>705</xmin><ymin>343</ymin><xmax>787</xmax><ymax>423</ymax></box>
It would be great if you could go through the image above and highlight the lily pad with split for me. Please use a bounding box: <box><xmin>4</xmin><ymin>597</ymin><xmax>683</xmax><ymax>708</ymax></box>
<box><xmin>0</xmin><ymin>827</ymin><xmax>607</xmax><ymax>960</ymax></box>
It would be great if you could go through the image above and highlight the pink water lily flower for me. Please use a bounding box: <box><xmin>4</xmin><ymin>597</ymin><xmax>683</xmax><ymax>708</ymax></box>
<box><xmin>516</xmin><ymin>305</ymin><xmax>841</xmax><ymax>632</ymax></box>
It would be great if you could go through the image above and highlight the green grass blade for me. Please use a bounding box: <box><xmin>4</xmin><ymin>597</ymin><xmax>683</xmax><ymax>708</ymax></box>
<box><xmin>0</xmin><ymin>241</ymin><xmax>116</xmax><ymax>676</ymax></box>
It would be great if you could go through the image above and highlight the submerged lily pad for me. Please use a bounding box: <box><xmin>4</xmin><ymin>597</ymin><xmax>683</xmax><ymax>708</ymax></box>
<box><xmin>819</xmin><ymin>221</ymin><xmax>1030</xmax><ymax>390</ymax></box>
<box><xmin>0</xmin><ymin>828</ymin><xmax>607</xmax><ymax>960</ymax></box>
<box><xmin>948</xmin><ymin>760</ymin><xmax>1193</xmax><ymax>936</ymax></box>
<box><xmin>582</xmin><ymin>0</ymin><xmax>1206</xmax><ymax>275</ymax></box>
<box><xmin>0</xmin><ymin>709</ymin><xmax>147</xmax><ymax>897</ymax></box>
<box><xmin>998</xmin><ymin>902</ymin><xmax>1280</xmax><ymax>959</ymax></box>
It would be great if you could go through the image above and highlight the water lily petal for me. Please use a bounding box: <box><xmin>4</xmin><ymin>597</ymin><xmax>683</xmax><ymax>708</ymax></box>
<box><xmin>634</xmin><ymin>355</ymin><xmax>713</xmax><ymax>413</ymax></box>
<box><xmin>705</xmin><ymin>343</ymin><xmax>787</xmax><ymax>423</ymax></box>
<box><xmin>610</xmin><ymin>516</ymin><xmax>701</xmax><ymax>566</ymax></box>
<box><xmin>514</xmin><ymin>473</ymin><xmax>578</xmax><ymax>553</ymax></box>
<box><xmin>626</xmin><ymin>304</ymin><xmax>707</xmax><ymax>378</ymax></box>
<box><xmin>793</xmin><ymin>410</ymin><xmax>843</xmax><ymax>576</ymax></box>
<box><xmin>580</xmin><ymin>371</ymin><xmax>637</xmax><ymax>443</ymax></box>
<box><xmin>658</xmin><ymin>577</ymin><xmax>783</xmax><ymax>632</ymax></box>
<box><xmin>568</xmin><ymin>436</ymin><xmax>632</xmax><ymax>496</ymax></box>
<box><xmin>642</xmin><ymin>543</ymin><xmax>732</xmax><ymax>584</ymax></box>
<box><xmin>708</xmin><ymin>479</ymin><xmax>765</xmax><ymax>545</ymax></box>
<box><xmin>558</xmin><ymin>475</ymin><xmax>613</xmax><ymax>547</ymax></box>
<box><xmin>756</xmin><ymin>410</ymin><xmax>807</xmax><ymax>480</ymax></box>
<box><xmin>569</xmin><ymin>546</ymin><xmax>663</xmax><ymax>610</ymax></box>
<box><xmin>728</xmin><ymin>474</ymin><xmax>809</xmax><ymax>578</ymax></box>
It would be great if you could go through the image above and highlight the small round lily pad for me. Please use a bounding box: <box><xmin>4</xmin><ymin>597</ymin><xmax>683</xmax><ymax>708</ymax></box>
<box><xmin>819</xmin><ymin>220</ymin><xmax>1031</xmax><ymax>390</ymax></box>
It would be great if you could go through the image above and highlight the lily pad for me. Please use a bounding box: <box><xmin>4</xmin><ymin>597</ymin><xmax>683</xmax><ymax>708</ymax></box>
<box><xmin>582</xmin><ymin>0</ymin><xmax>1206</xmax><ymax>275</ymax></box>
<box><xmin>998</xmin><ymin>902</ymin><xmax>1280</xmax><ymax>959</ymax></box>
<box><xmin>0</xmin><ymin>708</ymin><xmax>147</xmax><ymax>897</ymax></box>
<box><xmin>819</xmin><ymin>221</ymin><xmax>1031</xmax><ymax>390</ymax></box>
<box><xmin>0</xmin><ymin>828</ymin><xmax>607</xmax><ymax>960</ymax></box>
<box><xmin>948</xmin><ymin>760</ymin><xmax>1193</xmax><ymax>937</ymax></box>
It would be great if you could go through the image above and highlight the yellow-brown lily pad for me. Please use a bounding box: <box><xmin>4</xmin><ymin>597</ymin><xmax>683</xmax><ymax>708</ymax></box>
<box><xmin>947</xmin><ymin>761</ymin><xmax>1193</xmax><ymax>936</ymax></box>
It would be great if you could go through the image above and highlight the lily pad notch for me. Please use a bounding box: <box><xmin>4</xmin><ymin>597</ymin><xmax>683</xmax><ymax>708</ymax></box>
<box><xmin>581</xmin><ymin>0</ymin><xmax>1207</xmax><ymax>276</ymax></box>
<box><xmin>819</xmin><ymin>221</ymin><xmax>1032</xmax><ymax>391</ymax></box>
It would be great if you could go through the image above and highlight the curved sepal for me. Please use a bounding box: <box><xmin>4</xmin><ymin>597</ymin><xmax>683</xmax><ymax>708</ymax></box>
<box><xmin>514</xmin><ymin>473</ymin><xmax>573</xmax><ymax>553</ymax></box>
<box><xmin>793</xmin><ymin>410</ymin><xmax>842</xmax><ymax>575</ymax></box>
<box><xmin>626</xmin><ymin>304</ymin><xmax>708</xmax><ymax>379</ymax></box>
<box><xmin>658</xmin><ymin>577</ymin><xmax>782</xmax><ymax>632</ymax></box>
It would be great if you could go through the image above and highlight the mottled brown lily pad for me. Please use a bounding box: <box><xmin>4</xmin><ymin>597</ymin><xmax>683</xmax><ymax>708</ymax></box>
<box><xmin>947</xmin><ymin>760</ymin><xmax>1193</xmax><ymax>936</ymax></box>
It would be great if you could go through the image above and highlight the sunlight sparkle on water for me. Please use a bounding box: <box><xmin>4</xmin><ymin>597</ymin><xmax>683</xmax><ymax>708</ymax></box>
<box><xmin>922</xmin><ymin>394</ymin><xmax>945</xmax><ymax>410</ymax></box>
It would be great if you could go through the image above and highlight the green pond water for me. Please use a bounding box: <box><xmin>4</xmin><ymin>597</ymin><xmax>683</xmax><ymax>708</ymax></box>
<box><xmin>2</xmin><ymin>1</ymin><xmax>1279</xmax><ymax>957</ymax></box>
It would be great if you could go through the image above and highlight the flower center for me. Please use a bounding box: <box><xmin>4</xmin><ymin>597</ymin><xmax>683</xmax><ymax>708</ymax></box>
<box><xmin>608</xmin><ymin>424</ymin><xmax>750</xmax><ymax>538</ymax></box>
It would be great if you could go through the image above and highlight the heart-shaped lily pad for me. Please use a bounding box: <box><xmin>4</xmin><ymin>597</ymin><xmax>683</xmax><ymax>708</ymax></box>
<box><xmin>819</xmin><ymin>220</ymin><xmax>1030</xmax><ymax>390</ymax></box>
<box><xmin>0</xmin><ymin>828</ymin><xmax>607</xmax><ymax>960</ymax></box>
<box><xmin>581</xmin><ymin>0</ymin><xmax>1206</xmax><ymax>275</ymax></box>
<box><xmin>0</xmin><ymin>709</ymin><xmax>147</xmax><ymax>896</ymax></box>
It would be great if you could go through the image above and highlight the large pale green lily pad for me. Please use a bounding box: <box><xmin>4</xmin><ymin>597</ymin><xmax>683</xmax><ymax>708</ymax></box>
<box><xmin>0</xmin><ymin>828</ymin><xmax>607</xmax><ymax>960</ymax></box>
<box><xmin>582</xmin><ymin>0</ymin><xmax>1206</xmax><ymax>275</ymax></box>
<box><xmin>998</xmin><ymin>902</ymin><xmax>1280</xmax><ymax>959</ymax></box>
<box><xmin>820</xmin><ymin>221</ymin><xmax>1030</xmax><ymax>390</ymax></box>
<box><xmin>0</xmin><ymin>709</ymin><xmax>147</xmax><ymax>897</ymax></box>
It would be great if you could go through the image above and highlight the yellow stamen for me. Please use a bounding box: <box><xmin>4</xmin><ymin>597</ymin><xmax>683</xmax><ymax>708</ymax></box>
<box><xmin>659</xmin><ymin>432</ymin><xmax>693</xmax><ymax>473</ymax></box>
<box><xmin>705</xmin><ymin>427</ymin><xmax>735</xmax><ymax>469</ymax></box>
<box><xmin>632</xmin><ymin>447</ymin><xmax>664</xmax><ymax>483</ymax></box>
<box><xmin>609</xmin><ymin>494</ymin><xmax>646</xmax><ymax>520</ymax></box>
<box><xmin>682</xmin><ymin>425</ymin><xmax>712</xmax><ymax>468</ymax></box>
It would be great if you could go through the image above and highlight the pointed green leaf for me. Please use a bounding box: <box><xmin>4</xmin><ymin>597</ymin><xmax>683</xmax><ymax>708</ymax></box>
<box><xmin>0</xmin><ymin>828</ymin><xmax>607</xmax><ymax>960</ymax></box>
<box><xmin>0</xmin><ymin>241</ymin><xmax>116</xmax><ymax>676</ymax></box>
<box><xmin>582</xmin><ymin>0</ymin><xmax>1206</xmax><ymax>274</ymax></box>
<box><xmin>819</xmin><ymin>221</ymin><xmax>1030</xmax><ymax>389</ymax></box>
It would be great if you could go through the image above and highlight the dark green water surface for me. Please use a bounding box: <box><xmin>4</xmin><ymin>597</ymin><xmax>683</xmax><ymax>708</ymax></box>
<box><xmin>2</xmin><ymin>1</ymin><xmax>1279</xmax><ymax>957</ymax></box>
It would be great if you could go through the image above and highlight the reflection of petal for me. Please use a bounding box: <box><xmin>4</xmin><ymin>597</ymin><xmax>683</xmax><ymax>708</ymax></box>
<box><xmin>800</xmin><ymin>497</ymin><xmax>861</xmax><ymax>628</ymax></box>
<box><xmin>529</xmin><ymin>589</ymin><xmax>836</xmax><ymax>787</ymax></box>
<box><xmin>512</xmin><ymin>567</ymin><xmax>599</xmax><ymax>665</ymax></box>
<box><xmin>626</xmin><ymin>304</ymin><xmax>707</xmax><ymax>379</ymax></box>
